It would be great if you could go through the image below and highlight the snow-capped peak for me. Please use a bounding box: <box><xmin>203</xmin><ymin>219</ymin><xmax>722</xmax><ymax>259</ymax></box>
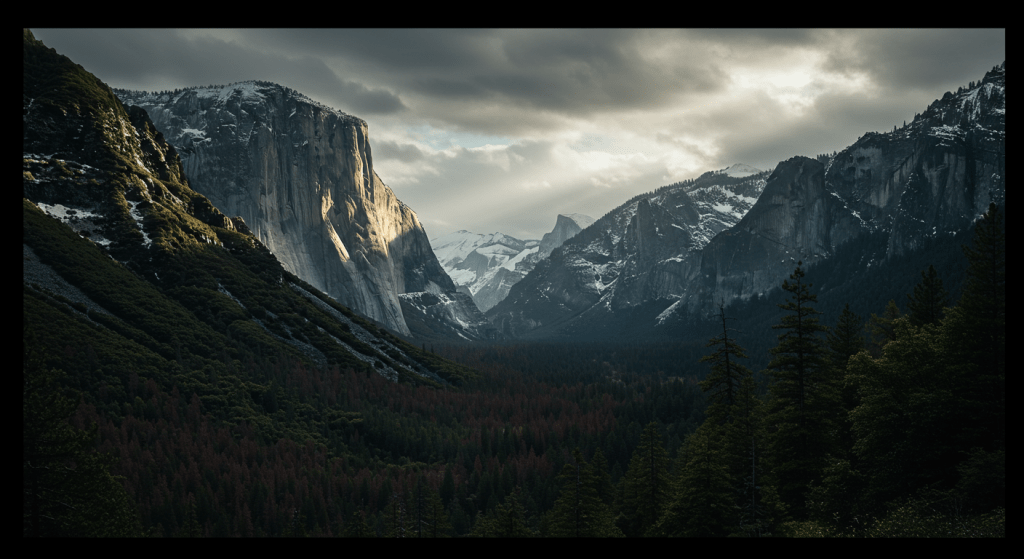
<box><xmin>719</xmin><ymin>163</ymin><xmax>762</xmax><ymax>178</ymax></box>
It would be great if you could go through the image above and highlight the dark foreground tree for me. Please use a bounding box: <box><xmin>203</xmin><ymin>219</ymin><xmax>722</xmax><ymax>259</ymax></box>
<box><xmin>616</xmin><ymin>422</ymin><xmax>670</xmax><ymax>536</ymax></box>
<box><xmin>763</xmin><ymin>262</ymin><xmax>835</xmax><ymax>518</ymax></box>
<box><xmin>548</xmin><ymin>448</ymin><xmax>622</xmax><ymax>537</ymax></box>
<box><xmin>699</xmin><ymin>302</ymin><xmax>753</xmax><ymax>426</ymax></box>
<box><xmin>470</xmin><ymin>489</ymin><xmax>534</xmax><ymax>537</ymax></box>
<box><xmin>906</xmin><ymin>265</ymin><xmax>950</xmax><ymax>327</ymax></box>
<box><xmin>656</xmin><ymin>423</ymin><xmax>736</xmax><ymax>537</ymax></box>
<box><xmin>948</xmin><ymin>202</ymin><xmax>1005</xmax><ymax>451</ymax></box>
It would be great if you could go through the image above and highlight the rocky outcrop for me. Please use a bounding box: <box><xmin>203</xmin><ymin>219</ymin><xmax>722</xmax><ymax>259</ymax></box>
<box><xmin>698</xmin><ymin>156</ymin><xmax>864</xmax><ymax>307</ymax></box>
<box><xmin>116</xmin><ymin>82</ymin><xmax>489</xmax><ymax>337</ymax></box>
<box><xmin>538</xmin><ymin>214</ymin><xmax>595</xmax><ymax>258</ymax></box>
<box><xmin>825</xmin><ymin>64</ymin><xmax>1005</xmax><ymax>258</ymax></box>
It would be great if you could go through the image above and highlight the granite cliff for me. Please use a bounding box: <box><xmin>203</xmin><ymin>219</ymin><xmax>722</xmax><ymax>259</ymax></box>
<box><xmin>116</xmin><ymin>82</ymin><xmax>489</xmax><ymax>338</ymax></box>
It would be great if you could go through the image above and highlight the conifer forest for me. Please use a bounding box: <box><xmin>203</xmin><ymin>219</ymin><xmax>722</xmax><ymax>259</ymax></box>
<box><xmin>24</xmin><ymin>204</ymin><xmax>1005</xmax><ymax>537</ymax></box>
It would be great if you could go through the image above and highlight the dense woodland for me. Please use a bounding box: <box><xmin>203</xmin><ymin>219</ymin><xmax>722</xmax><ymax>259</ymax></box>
<box><xmin>24</xmin><ymin>202</ymin><xmax>1004</xmax><ymax>537</ymax></box>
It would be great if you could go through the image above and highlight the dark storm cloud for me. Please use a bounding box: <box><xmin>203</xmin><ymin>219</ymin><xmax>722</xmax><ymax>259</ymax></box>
<box><xmin>821</xmin><ymin>29</ymin><xmax>1005</xmax><ymax>92</ymax></box>
<box><xmin>686</xmin><ymin>28</ymin><xmax>824</xmax><ymax>48</ymax></box>
<box><xmin>240</xmin><ymin>29</ymin><xmax>730</xmax><ymax>126</ymax></box>
<box><xmin>30</xmin><ymin>29</ymin><xmax>406</xmax><ymax>115</ymax></box>
<box><xmin>242</xmin><ymin>29</ymin><xmax>500</xmax><ymax>70</ymax></box>
<box><xmin>412</xmin><ymin>77</ymin><xmax>493</xmax><ymax>99</ymax></box>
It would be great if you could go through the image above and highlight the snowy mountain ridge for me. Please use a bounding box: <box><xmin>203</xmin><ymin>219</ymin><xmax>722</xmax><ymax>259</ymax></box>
<box><xmin>488</xmin><ymin>61</ymin><xmax>1004</xmax><ymax>341</ymax></box>
<box><xmin>429</xmin><ymin>213</ymin><xmax>593</xmax><ymax>312</ymax></box>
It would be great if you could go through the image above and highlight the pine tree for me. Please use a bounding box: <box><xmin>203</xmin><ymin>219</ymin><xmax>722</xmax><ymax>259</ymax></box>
<box><xmin>440</xmin><ymin>463</ymin><xmax>456</xmax><ymax>511</ymax></box>
<box><xmin>826</xmin><ymin>303</ymin><xmax>866</xmax><ymax>459</ymax></box>
<box><xmin>847</xmin><ymin>317</ymin><xmax>957</xmax><ymax>510</ymax></box>
<box><xmin>699</xmin><ymin>302</ymin><xmax>754</xmax><ymax>426</ymax></box>
<box><xmin>657</xmin><ymin>423</ymin><xmax>737</xmax><ymax>537</ymax></box>
<box><xmin>949</xmin><ymin>202</ymin><xmax>1005</xmax><ymax>451</ymax></box>
<box><xmin>342</xmin><ymin>510</ymin><xmax>374</xmax><ymax>537</ymax></box>
<box><xmin>420</xmin><ymin>485</ymin><xmax>453</xmax><ymax>537</ymax></box>
<box><xmin>469</xmin><ymin>489</ymin><xmax>534</xmax><ymax>537</ymax></box>
<box><xmin>589</xmin><ymin>447</ymin><xmax>615</xmax><ymax>508</ymax></box>
<box><xmin>906</xmin><ymin>265</ymin><xmax>950</xmax><ymax>327</ymax></box>
<box><xmin>763</xmin><ymin>262</ymin><xmax>834</xmax><ymax>518</ymax></box>
<box><xmin>548</xmin><ymin>449</ymin><xmax>622</xmax><ymax>537</ymax></box>
<box><xmin>616</xmin><ymin>422</ymin><xmax>670</xmax><ymax>536</ymax></box>
<box><xmin>383</xmin><ymin>490</ymin><xmax>408</xmax><ymax>537</ymax></box>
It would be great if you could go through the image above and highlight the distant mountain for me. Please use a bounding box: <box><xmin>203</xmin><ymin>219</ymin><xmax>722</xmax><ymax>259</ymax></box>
<box><xmin>489</xmin><ymin>61</ymin><xmax>1005</xmax><ymax>341</ymax></box>
<box><xmin>487</xmin><ymin>167</ymin><xmax>769</xmax><ymax>338</ymax></box>
<box><xmin>114</xmin><ymin>81</ymin><xmax>490</xmax><ymax>340</ymax></box>
<box><xmin>430</xmin><ymin>213</ymin><xmax>593</xmax><ymax>312</ymax></box>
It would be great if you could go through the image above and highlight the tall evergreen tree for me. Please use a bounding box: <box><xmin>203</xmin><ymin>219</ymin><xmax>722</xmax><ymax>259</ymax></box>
<box><xmin>383</xmin><ymin>490</ymin><xmax>408</xmax><ymax>537</ymax></box>
<box><xmin>589</xmin><ymin>447</ymin><xmax>615</xmax><ymax>508</ymax></box>
<box><xmin>469</xmin><ymin>489</ymin><xmax>534</xmax><ymax>537</ymax></box>
<box><xmin>440</xmin><ymin>463</ymin><xmax>456</xmax><ymax>511</ymax></box>
<box><xmin>615</xmin><ymin>422</ymin><xmax>670</xmax><ymax>536</ymax></box>
<box><xmin>847</xmin><ymin>317</ymin><xmax>958</xmax><ymax>511</ymax></box>
<box><xmin>699</xmin><ymin>302</ymin><xmax>753</xmax><ymax>426</ymax></box>
<box><xmin>657</xmin><ymin>423</ymin><xmax>736</xmax><ymax>537</ymax></box>
<box><xmin>548</xmin><ymin>449</ymin><xmax>623</xmax><ymax>537</ymax></box>
<box><xmin>763</xmin><ymin>262</ymin><xmax>834</xmax><ymax>518</ymax></box>
<box><xmin>948</xmin><ymin>202</ymin><xmax>1005</xmax><ymax>451</ymax></box>
<box><xmin>826</xmin><ymin>303</ymin><xmax>866</xmax><ymax>459</ymax></box>
<box><xmin>906</xmin><ymin>265</ymin><xmax>950</xmax><ymax>327</ymax></box>
<box><xmin>420</xmin><ymin>485</ymin><xmax>453</xmax><ymax>537</ymax></box>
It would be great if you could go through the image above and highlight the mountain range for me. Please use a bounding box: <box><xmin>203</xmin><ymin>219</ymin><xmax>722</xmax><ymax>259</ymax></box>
<box><xmin>488</xmin><ymin>62</ymin><xmax>1004</xmax><ymax>341</ymax></box>
<box><xmin>24</xmin><ymin>25</ymin><xmax>1005</xmax><ymax>351</ymax></box>
<box><xmin>430</xmin><ymin>213</ymin><xmax>593</xmax><ymax>312</ymax></box>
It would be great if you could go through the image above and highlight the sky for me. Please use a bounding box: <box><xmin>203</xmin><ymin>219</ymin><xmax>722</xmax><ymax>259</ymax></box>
<box><xmin>30</xmin><ymin>29</ymin><xmax>1004</xmax><ymax>241</ymax></box>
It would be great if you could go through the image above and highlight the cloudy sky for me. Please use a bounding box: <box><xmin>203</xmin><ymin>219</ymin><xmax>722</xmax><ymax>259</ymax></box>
<box><xmin>31</xmin><ymin>29</ymin><xmax>1004</xmax><ymax>241</ymax></box>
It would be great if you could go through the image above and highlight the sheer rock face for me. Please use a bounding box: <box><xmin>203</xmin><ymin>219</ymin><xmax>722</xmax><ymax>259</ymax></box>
<box><xmin>538</xmin><ymin>214</ymin><xmax>594</xmax><ymax>258</ymax></box>
<box><xmin>698</xmin><ymin>156</ymin><xmax>864</xmax><ymax>309</ymax></box>
<box><xmin>116</xmin><ymin>82</ymin><xmax>467</xmax><ymax>336</ymax></box>
<box><xmin>824</xmin><ymin>63</ymin><xmax>1005</xmax><ymax>258</ymax></box>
